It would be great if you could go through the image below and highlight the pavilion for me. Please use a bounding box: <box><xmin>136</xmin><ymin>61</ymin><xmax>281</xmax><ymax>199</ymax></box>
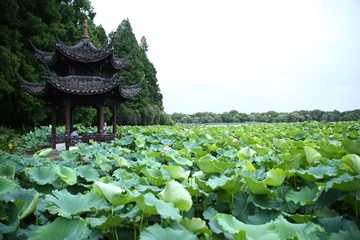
<box><xmin>19</xmin><ymin>20</ymin><xmax>142</xmax><ymax>149</ymax></box>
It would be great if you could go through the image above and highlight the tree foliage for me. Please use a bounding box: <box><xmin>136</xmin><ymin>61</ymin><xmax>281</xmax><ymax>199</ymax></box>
<box><xmin>171</xmin><ymin>109</ymin><xmax>360</xmax><ymax>124</ymax></box>
<box><xmin>0</xmin><ymin>1</ymin><xmax>169</xmax><ymax>129</ymax></box>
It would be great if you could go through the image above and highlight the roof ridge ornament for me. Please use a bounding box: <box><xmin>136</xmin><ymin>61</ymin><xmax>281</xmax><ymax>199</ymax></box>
<box><xmin>82</xmin><ymin>20</ymin><xmax>89</xmax><ymax>39</ymax></box>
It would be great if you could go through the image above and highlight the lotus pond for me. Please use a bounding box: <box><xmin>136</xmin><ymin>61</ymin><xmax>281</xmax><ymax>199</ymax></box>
<box><xmin>1</xmin><ymin>121</ymin><xmax>360</xmax><ymax>239</ymax></box>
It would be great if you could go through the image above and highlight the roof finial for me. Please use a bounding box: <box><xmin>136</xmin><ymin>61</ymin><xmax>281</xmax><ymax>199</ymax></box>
<box><xmin>82</xmin><ymin>20</ymin><xmax>89</xmax><ymax>39</ymax></box>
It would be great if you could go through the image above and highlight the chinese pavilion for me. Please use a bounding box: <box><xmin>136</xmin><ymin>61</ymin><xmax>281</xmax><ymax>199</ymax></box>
<box><xmin>19</xmin><ymin>20</ymin><xmax>142</xmax><ymax>149</ymax></box>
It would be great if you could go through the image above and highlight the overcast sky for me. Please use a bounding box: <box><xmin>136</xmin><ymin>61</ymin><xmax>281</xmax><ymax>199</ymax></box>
<box><xmin>91</xmin><ymin>0</ymin><xmax>360</xmax><ymax>114</ymax></box>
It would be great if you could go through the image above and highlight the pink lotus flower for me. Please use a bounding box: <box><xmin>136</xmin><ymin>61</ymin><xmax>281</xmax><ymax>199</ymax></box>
<box><xmin>184</xmin><ymin>128</ymin><xmax>189</xmax><ymax>131</ymax></box>
<box><xmin>232</xmin><ymin>138</ymin><xmax>238</xmax><ymax>143</ymax></box>
<box><xmin>163</xmin><ymin>146</ymin><xmax>170</xmax><ymax>151</ymax></box>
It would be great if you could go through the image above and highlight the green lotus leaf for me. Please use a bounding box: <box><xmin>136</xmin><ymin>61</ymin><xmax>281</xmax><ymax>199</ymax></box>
<box><xmin>114</xmin><ymin>156</ymin><xmax>129</xmax><ymax>167</ymax></box>
<box><xmin>95</xmin><ymin>153</ymin><xmax>113</xmax><ymax>172</ymax></box>
<box><xmin>59</xmin><ymin>150</ymin><xmax>80</xmax><ymax>162</ymax></box>
<box><xmin>195</xmin><ymin>155</ymin><xmax>224</xmax><ymax>174</ymax></box>
<box><xmin>273</xmin><ymin>138</ymin><xmax>289</xmax><ymax>152</ymax></box>
<box><xmin>282</xmin><ymin>212</ymin><xmax>315</xmax><ymax>223</ymax></box>
<box><xmin>243</xmin><ymin>175</ymin><xmax>275</xmax><ymax>197</ymax></box>
<box><xmin>45</xmin><ymin>189</ymin><xmax>104</xmax><ymax>217</ymax></box>
<box><xmin>0</xmin><ymin>176</ymin><xmax>19</xmax><ymax>196</ymax></box>
<box><xmin>33</xmin><ymin>148</ymin><xmax>53</xmax><ymax>158</ymax></box>
<box><xmin>136</xmin><ymin>192</ymin><xmax>181</xmax><ymax>220</ymax></box>
<box><xmin>158</xmin><ymin>180</ymin><xmax>193</xmax><ymax>211</ymax></box>
<box><xmin>286</xmin><ymin>186</ymin><xmax>319</xmax><ymax>206</ymax></box>
<box><xmin>325</xmin><ymin>173</ymin><xmax>360</xmax><ymax>192</ymax></box>
<box><xmin>76</xmin><ymin>165</ymin><xmax>100</xmax><ymax>182</ymax></box>
<box><xmin>27</xmin><ymin>165</ymin><xmax>58</xmax><ymax>185</ymax></box>
<box><xmin>0</xmin><ymin>165</ymin><xmax>15</xmax><ymax>179</ymax></box>
<box><xmin>19</xmin><ymin>193</ymin><xmax>40</xmax><ymax>220</ymax></box>
<box><xmin>181</xmin><ymin>217</ymin><xmax>211</xmax><ymax>235</ymax></box>
<box><xmin>28</xmin><ymin>217</ymin><xmax>91</xmax><ymax>240</ymax></box>
<box><xmin>342</xmin><ymin>139</ymin><xmax>360</xmax><ymax>155</ymax></box>
<box><xmin>314</xmin><ymin>216</ymin><xmax>359</xmax><ymax>234</ymax></box>
<box><xmin>87</xmin><ymin>215</ymin><xmax>125</xmax><ymax>231</ymax></box>
<box><xmin>250</xmin><ymin>194</ymin><xmax>283</xmax><ymax>210</ymax></box>
<box><xmin>173</xmin><ymin>156</ymin><xmax>193</xmax><ymax>166</ymax></box>
<box><xmin>342</xmin><ymin>154</ymin><xmax>360</xmax><ymax>174</ymax></box>
<box><xmin>264</xmin><ymin>168</ymin><xmax>288</xmax><ymax>187</ymax></box>
<box><xmin>237</xmin><ymin>146</ymin><xmax>256</xmax><ymax>160</ymax></box>
<box><xmin>195</xmin><ymin>176</ymin><xmax>214</xmax><ymax>192</ymax></box>
<box><xmin>253</xmin><ymin>144</ymin><xmax>272</xmax><ymax>156</ymax></box>
<box><xmin>93</xmin><ymin>181</ymin><xmax>134</xmax><ymax>206</ymax></box>
<box><xmin>140</xmin><ymin>224</ymin><xmax>197</xmax><ymax>240</ymax></box>
<box><xmin>163</xmin><ymin>166</ymin><xmax>188</xmax><ymax>181</ymax></box>
<box><xmin>206</xmin><ymin>174</ymin><xmax>231</xmax><ymax>190</ymax></box>
<box><xmin>304</xmin><ymin>146</ymin><xmax>322</xmax><ymax>164</ymax></box>
<box><xmin>296</xmin><ymin>164</ymin><xmax>339</xmax><ymax>182</ymax></box>
<box><xmin>215</xmin><ymin>213</ymin><xmax>323</xmax><ymax>239</ymax></box>
<box><xmin>220</xmin><ymin>173</ymin><xmax>245</xmax><ymax>194</ymax></box>
<box><xmin>142</xmin><ymin>168</ymin><xmax>167</xmax><ymax>186</ymax></box>
<box><xmin>242</xmin><ymin>159</ymin><xmax>256</xmax><ymax>172</ymax></box>
<box><xmin>134</xmin><ymin>134</ymin><xmax>146</xmax><ymax>148</ymax></box>
<box><xmin>55</xmin><ymin>165</ymin><xmax>77</xmax><ymax>185</ymax></box>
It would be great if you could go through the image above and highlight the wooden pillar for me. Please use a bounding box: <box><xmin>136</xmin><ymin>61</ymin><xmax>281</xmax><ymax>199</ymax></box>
<box><xmin>112</xmin><ymin>100</ymin><xmax>117</xmax><ymax>135</ymax></box>
<box><xmin>51</xmin><ymin>105</ymin><xmax>56</xmax><ymax>149</ymax></box>
<box><xmin>98</xmin><ymin>104</ymin><xmax>104</xmax><ymax>135</ymax></box>
<box><xmin>65</xmin><ymin>101</ymin><xmax>71</xmax><ymax>136</ymax></box>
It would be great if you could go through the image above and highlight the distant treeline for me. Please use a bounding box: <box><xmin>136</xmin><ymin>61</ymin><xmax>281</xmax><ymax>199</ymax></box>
<box><xmin>170</xmin><ymin>109</ymin><xmax>360</xmax><ymax>124</ymax></box>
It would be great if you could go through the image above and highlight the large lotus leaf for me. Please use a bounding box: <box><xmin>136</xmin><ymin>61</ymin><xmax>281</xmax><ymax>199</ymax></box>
<box><xmin>134</xmin><ymin>134</ymin><xmax>146</xmax><ymax>148</ymax></box>
<box><xmin>273</xmin><ymin>138</ymin><xmax>289</xmax><ymax>152</ymax></box>
<box><xmin>163</xmin><ymin>166</ymin><xmax>188</xmax><ymax>181</ymax></box>
<box><xmin>342</xmin><ymin>139</ymin><xmax>360</xmax><ymax>155</ymax></box>
<box><xmin>173</xmin><ymin>156</ymin><xmax>193</xmax><ymax>166</ymax></box>
<box><xmin>76</xmin><ymin>165</ymin><xmax>100</xmax><ymax>182</ymax></box>
<box><xmin>87</xmin><ymin>215</ymin><xmax>125</xmax><ymax>231</ymax></box>
<box><xmin>220</xmin><ymin>173</ymin><xmax>245</xmax><ymax>194</ymax></box>
<box><xmin>95</xmin><ymin>153</ymin><xmax>113</xmax><ymax>172</ymax></box>
<box><xmin>93</xmin><ymin>181</ymin><xmax>134</xmax><ymax>206</ymax></box>
<box><xmin>27</xmin><ymin>165</ymin><xmax>58</xmax><ymax>185</ymax></box>
<box><xmin>28</xmin><ymin>217</ymin><xmax>91</xmax><ymax>240</ymax></box>
<box><xmin>304</xmin><ymin>146</ymin><xmax>322</xmax><ymax>164</ymax></box>
<box><xmin>237</xmin><ymin>146</ymin><xmax>256</xmax><ymax>160</ymax></box>
<box><xmin>314</xmin><ymin>216</ymin><xmax>359</xmax><ymax>234</ymax></box>
<box><xmin>19</xmin><ymin>193</ymin><xmax>40</xmax><ymax>220</ymax></box>
<box><xmin>206</xmin><ymin>174</ymin><xmax>231</xmax><ymax>190</ymax></box>
<box><xmin>181</xmin><ymin>217</ymin><xmax>211</xmax><ymax>235</ymax></box>
<box><xmin>282</xmin><ymin>212</ymin><xmax>315</xmax><ymax>223</ymax></box>
<box><xmin>296</xmin><ymin>165</ymin><xmax>339</xmax><ymax>182</ymax></box>
<box><xmin>325</xmin><ymin>173</ymin><xmax>360</xmax><ymax>192</ymax></box>
<box><xmin>0</xmin><ymin>176</ymin><xmax>19</xmax><ymax>196</ymax></box>
<box><xmin>195</xmin><ymin>176</ymin><xmax>214</xmax><ymax>192</ymax></box>
<box><xmin>33</xmin><ymin>148</ymin><xmax>53</xmax><ymax>158</ymax></box>
<box><xmin>59</xmin><ymin>150</ymin><xmax>80</xmax><ymax>162</ymax></box>
<box><xmin>328</xmin><ymin>228</ymin><xmax>360</xmax><ymax>240</ymax></box>
<box><xmin>158</xmin><ymin>180</ymin><xmax>193</xmax><ymax>211</ymax></box>
<box><xmin>264</xmin><ymin>168</ymin><xmax>288</xmax><ymax>187</ymax></box>
<box><xmin>250</xmin><ymin>194</ymin><xmax>283</xmax><ymax>210</ymax></box>
<box><xmin>215</xmin><ymin>214</ymin><xmax>323</xmax><ymax>240</ymax></box>
<box><xmin>45</xmin><ymin>189</ymin><xmax>104</xmax><ymax>217</ymax></box>
<box><xmin>142</xmin><ymin>168</ymin><xmax>167</xmax><ymax>186</ymax></box>
<box><xmin>286</xmin><ymin>186</ymin><xmax>319</xmax><ymax>206</ymax></box>
<box><xmin>243</xmin><ymin>175</ymin><xmax>275</xmax><ymax>197</ymax></box>
<box><xmin>242</xmin><ymin>159</ymin><xmax>256</xmax><ymax>172</ymax></box>
<box><xmin>342</xmin><ymin>154</ymin><xmax>360</xmax><ymax>174</ymax></box>
<box><xmin>0</xmin><ymin>165</ymin><xmax>15</xmax><ymax>179</ymax></box>
<box><xmin>136</xmin><ymin>192</ymin><xmax>181</xmax><ymax>220</ymax></box>
<box><xmin>195</xmin><ymin>155</ymin><xmax>224</xmax><ymax>174</ymax></box>
<box><xmin>253</xmin><ymin>144</ymin><xmax>272</xmax><ymax>156</ymax></box>
<box><xmin>114</xmin><ymin>156</ymin><xmax>129</xmax><ymax>167</ymax></box>
<box><xmin>55</xmin><ymin>165</ymin><xmax>77</xmax><ymax>185</ymax></box>
<box><xmin>140</xmin><ymin>224</ymin><xmax>197</xmax><ymax>240</ymax></box>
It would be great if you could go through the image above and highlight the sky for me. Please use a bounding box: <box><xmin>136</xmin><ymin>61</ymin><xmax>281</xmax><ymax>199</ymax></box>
<box><xmin>91</xmin><ymin>0</ymin><xmax>360</xmax><ymax>114</ymax></box>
